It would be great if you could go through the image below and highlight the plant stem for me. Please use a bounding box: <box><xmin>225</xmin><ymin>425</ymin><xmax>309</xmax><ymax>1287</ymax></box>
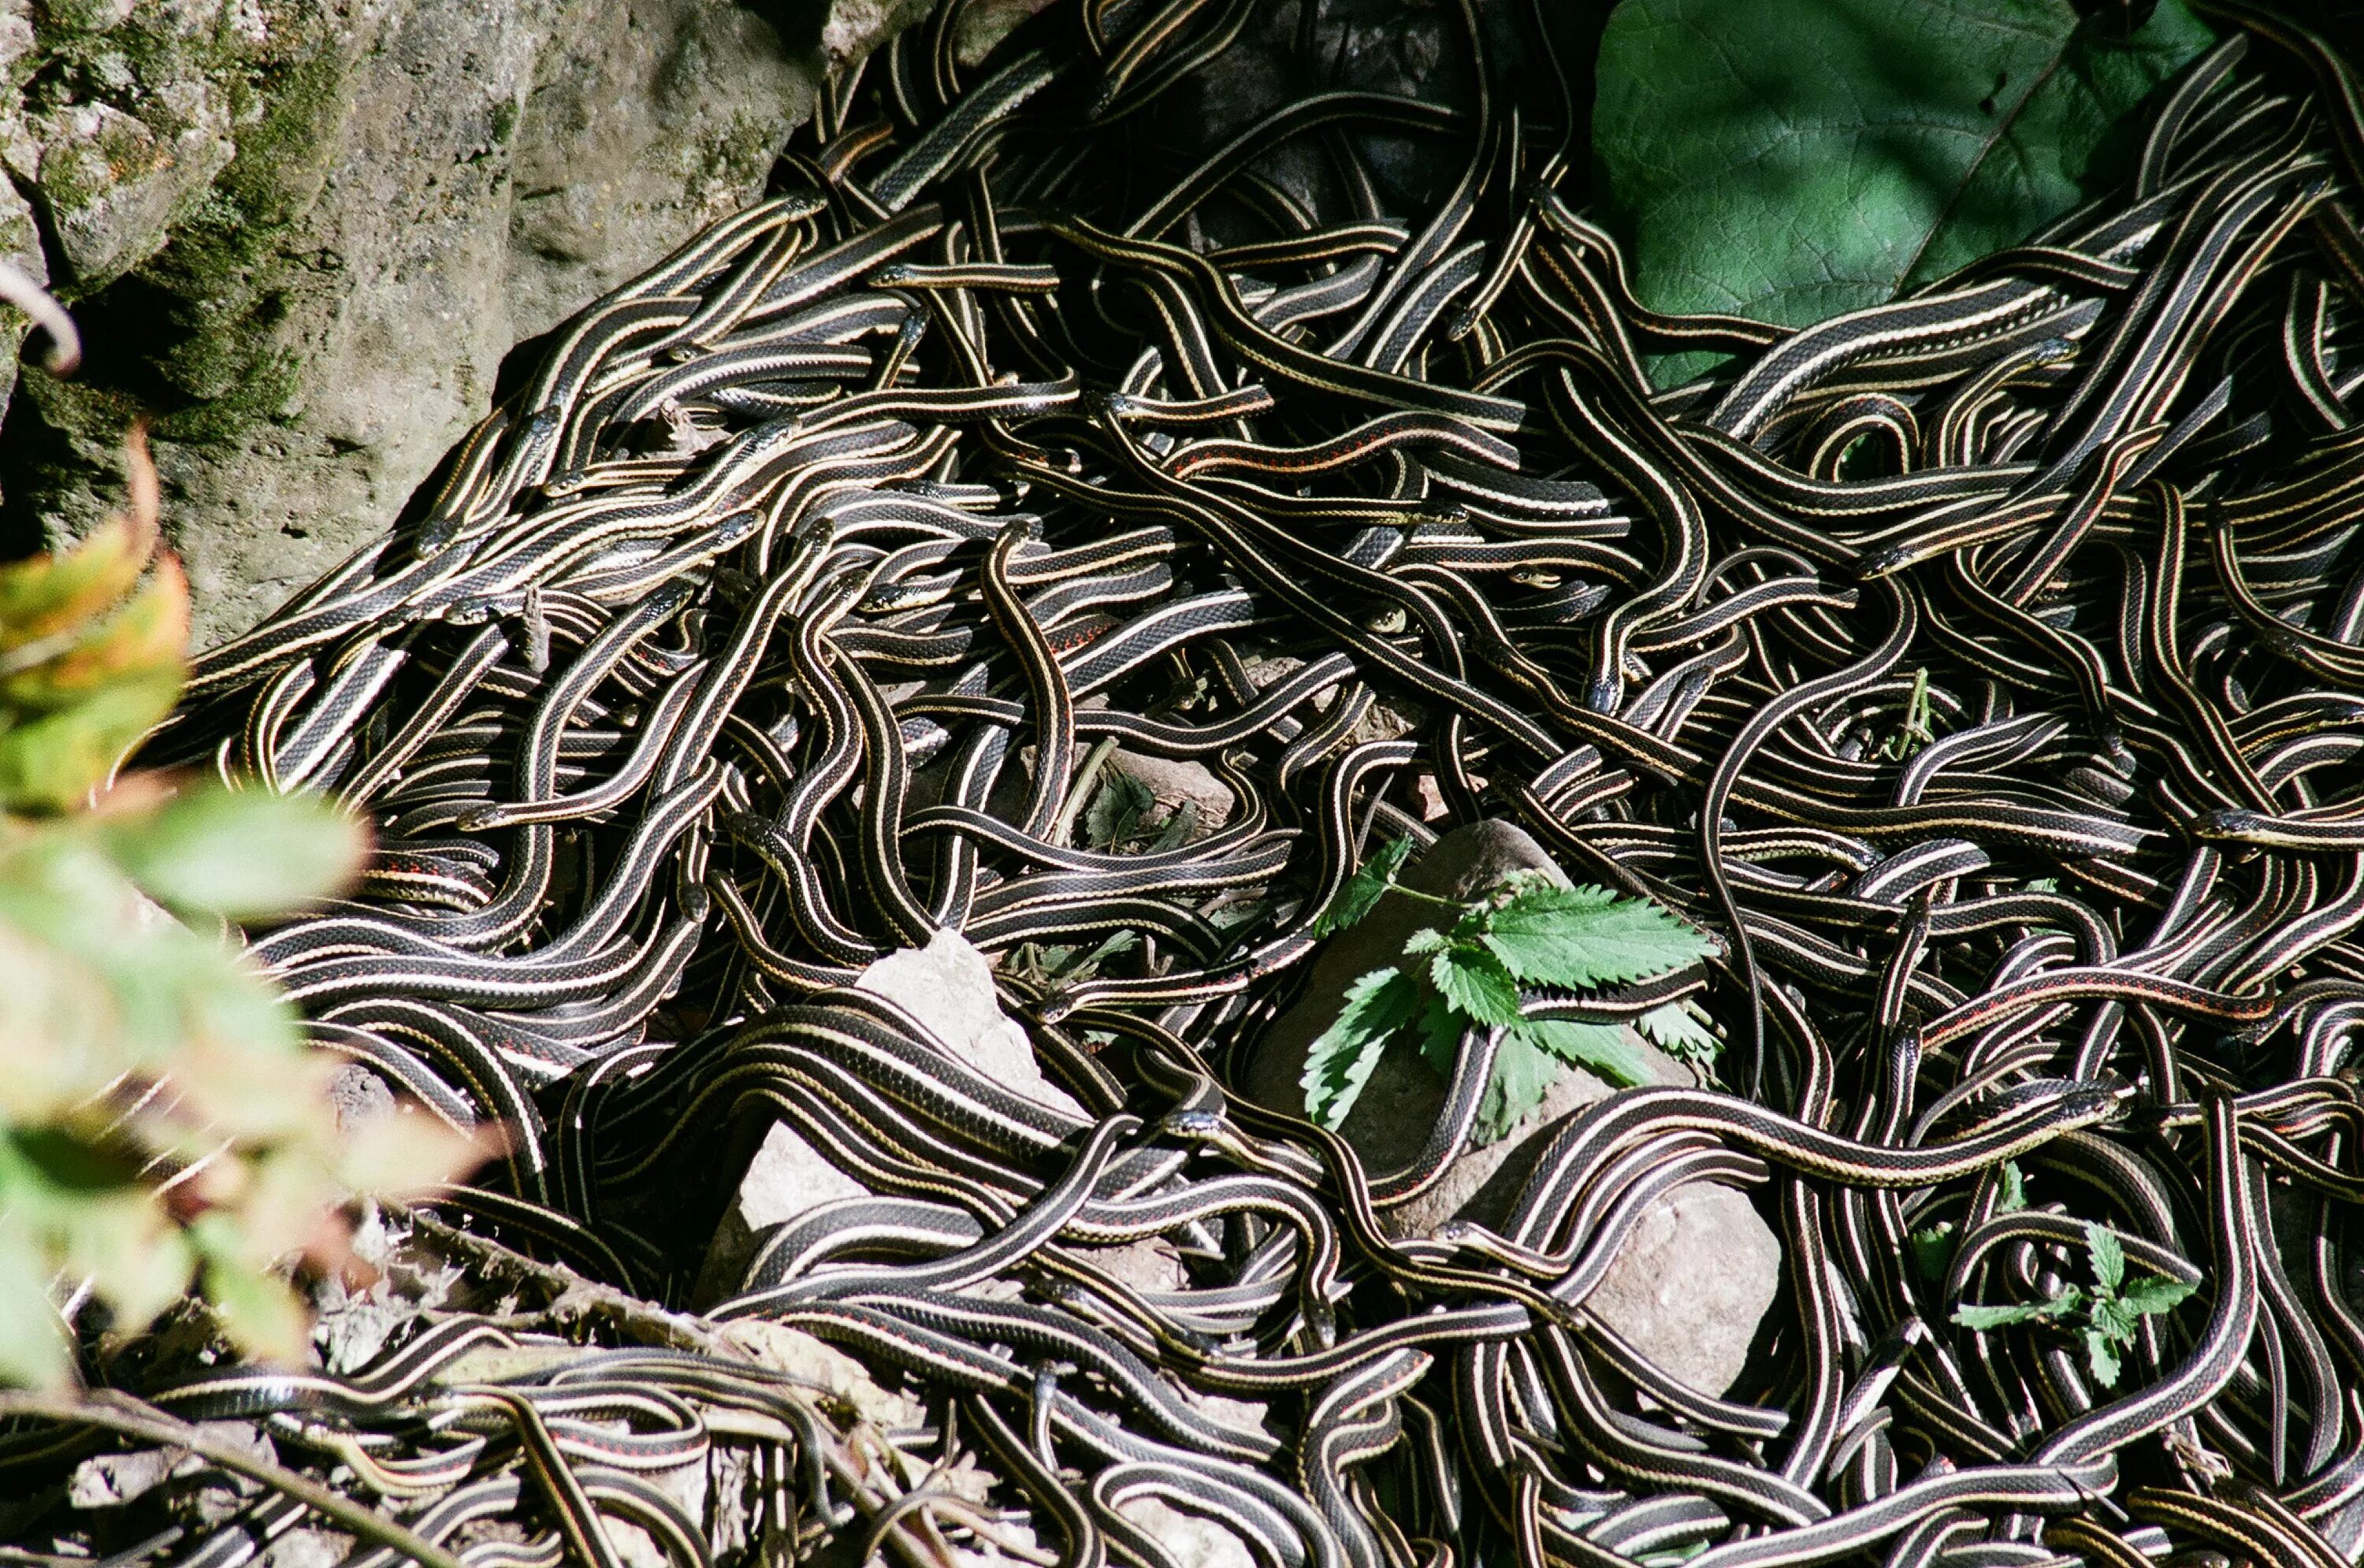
<box><xmin>1050</xmin><ymin>736</ymin><xmax>1120</xmax><ymax>848</ymax></box>
<box><xmin>0</xmin><ymin>1388</ymin><xmax>468</xmax><ymax>1568</ymax></box>
<box><xmin>1381</xmin><ymin>880</ymin><xmax>1463</xmax><ymax>912</ymax></box>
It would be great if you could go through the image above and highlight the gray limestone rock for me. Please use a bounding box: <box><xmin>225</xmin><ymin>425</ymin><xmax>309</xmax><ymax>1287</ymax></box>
<box><xmin>0</xmin><ymin>0</ymin><xmax>932</xmax><ymax>647</ymax></box>
<box><xmin>1242</xmin><ymin>819</ymin><xmax>1781</xmax><ymax>1396</ymax></box>
<box><xmin>1109</xmin><ymin>748</ymin><xmax>1235</xmax><ymax>834</ymax></box>
<box><xmin>1116</xmin><ymin>1496</ymin><xmax>1255</xmax><ymax>1568</ymax></box>
<box><xmin>700</xmin><ymin>927</ymin><xmax>1087</xmax><ymax>1302</ymax></box>
<box><xmin>856</xmin><ymin>927</ymin><xmax>1088</xmax><ymax>1120</ymax></box>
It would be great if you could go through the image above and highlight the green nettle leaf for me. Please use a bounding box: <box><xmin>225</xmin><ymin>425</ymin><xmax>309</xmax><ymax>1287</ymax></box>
<box><xmin>2118</xmin><ymin>1275</ymin><xmax>2198</xmax><ymax>1317</ymax></box>
<box><xmin>1481</xmin><ymin>886</ymin><xmax>1714</xmax><ymax>990</ymax></box>
<box><xmin>1514</xmin><ymin>1018</ymin><xmax>1652</xmax><ymax>1088</ymax></box>
<box><xmin>1430</xmin><ymin>942</ymin><xmax>1525</xmax><ymax>1027</ymax></box>
<box><xmin>2091</xmin><ymin>1295</ymin><xmax>2140</xmax><ymax>1343</ymax></box>
<box><xmin>1954</xmin><ymin>1285</ymin><xmax>2080</xmax><ymax>1331</ymax></box>
<box><xmin>1909</xmin><ymin>1221</ymin><xmax>1957</xmax><ymax>1283</ymax></box>
<box><xmin>1476</xmin><ymin>1027</ymin><xmax>1563</xmax><ymax>1141</ymax></box>
<box><xmin>101</xmin><ymin>785</ymin><xmax>366</xmax><ymax>920</ymax></box>
<box><xmin>2085</xmin><ymin>1222</ymin><xmax>2126</xmax><ymax>1294</ymax></box>
<box><xmin>1415</xmin><ymin>991</ymin><xmax>1465</xmax><ymax>1078</ymax></box>
<box><xmin>1303</xmin><ymin>968</ymin><xmax>1422</xmax><ymax>1128</ymax></box>
<box><xmin>1314</xmin><ymin>836</ymin><xmax>1414</xmax><ymax>936</ymax></box>
<box><xmin>1084</xmin><ymin>771</ymin><xmax>1155</xmax><ymax>849</ymax></box>
<box><xmin>1637</xmin><ymin>1000</ymin><xmax>1719</xmax><ymax>1062</ymax></box>
<box><xmin>0</xmin><ymin>673</ymin><xmax>184</xmax><ymax>813</ymax></box>
<box><xmin>1995</xmin><ymin>1160</ymin><xmax>2028</xmax><ymax>1213</ymax></box>
<box><xmin>1593</xmin><ymin>0</ymin><xmax>2214</xmax><ymax>381</ymax></box>
<box><xmin>0</xmin><ymin>1221</ymin><xmax>72</xmax><ymax>1389</ymax></box>
<box><xmin>1149</xmin><ymin>800</ymin><xmax>1199</xmax><ymax>853</ymax></box>
<box><xmin>2084</xmin><ymin>1328</ymin><xmax>2123</xmax><ymax>1388</ymax></box>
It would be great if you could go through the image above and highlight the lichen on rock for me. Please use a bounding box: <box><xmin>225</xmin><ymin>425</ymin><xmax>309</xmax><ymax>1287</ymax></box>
<box><xmin>0</xmin><ymin>0</ymin><xmax>882</xmax><ymax>646</ymax></box>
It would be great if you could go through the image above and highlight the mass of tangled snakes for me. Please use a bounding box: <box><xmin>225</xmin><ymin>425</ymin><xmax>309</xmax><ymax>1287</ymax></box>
<box><xmin>17</xmin><ymin>0</ymin><xmax>2364</xmax><ymax>1565</ymax></box>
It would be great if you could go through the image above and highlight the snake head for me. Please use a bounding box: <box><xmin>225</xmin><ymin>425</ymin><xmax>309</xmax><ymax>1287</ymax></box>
<box><xmin>1858</xmin><ymin>543</ymin><xmax>1912</xmax><ymax>580</ymax></box>
<box><xmin>1157</xmin><ymin>1109</ymin><xmax>1227</xmax><ymax>1143</ymax></box>
<box><xmin>2189</xmin><ymin>808</ymin><xmax>2262</xmax><ymax>842</ymax></box>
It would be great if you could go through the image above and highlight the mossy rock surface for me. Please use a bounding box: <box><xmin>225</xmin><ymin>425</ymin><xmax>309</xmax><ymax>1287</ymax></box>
<box><xmin>0</xmin><ymin>0</ymin><xmax>994</xmax><ymax>645</ymax></box>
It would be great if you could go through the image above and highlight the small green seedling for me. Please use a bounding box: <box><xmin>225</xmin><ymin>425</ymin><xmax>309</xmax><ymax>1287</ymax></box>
<box><xmin>1302</xmin><ymin>839</ymin><xmax>1715</xmax><ymax>1140</ymax></box>
<box><xmin>1879</xmin><ymin>667</ymin><xmax>1935</xmax><ymax>760</ymax></box>
<box><xmin>1952</xmin><ymin>1221</ymin><xmax>2197</xmax><ymax>1388</ymax></box>
<box><xmin>1911</xmin><ymin>1160</ymin><xmax>2025</xmax><ymax>1280</ymax></box>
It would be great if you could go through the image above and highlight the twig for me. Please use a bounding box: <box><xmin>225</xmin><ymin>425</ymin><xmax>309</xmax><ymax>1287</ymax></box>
<box><xmin>0</xmin><ymin>1388</ymin><xmax>464</xmax><ymax>1568</ymax></box>
<box><xmin>385</xmin><ymin>1202</ymin><xmax>742</xmax><ymax>1360</ymax></box>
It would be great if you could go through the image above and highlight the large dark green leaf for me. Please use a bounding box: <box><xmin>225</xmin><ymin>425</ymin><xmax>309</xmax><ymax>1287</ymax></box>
<box><xmin>1593</xmin><ymin>0</ymin><xmax>2213</xmax><ymax>344</ymax></box>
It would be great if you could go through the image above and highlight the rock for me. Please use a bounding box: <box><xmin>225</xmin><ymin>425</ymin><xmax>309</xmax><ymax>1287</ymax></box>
<box><xmin>700</xmin><ymin>928</ymin><xmax>1086</xmax><ymax>1302</ymax></box>
<box><xmin>0</xmin><ymin>0</ymin><xmax>941</xmax><ymax>647</ymax></box>
<box><xmin>325</xmin><ymin>1061</ymin><xmax>395</xmax><ymax>1132</ymax></box>
<box><xmin>262</xmin><ymin>1530</ymin><xmax>352</xmax><ymax>1568</ymax></box>
<box><xmin>600</xmin><ymin>1517</ymin><xmax>670</xmax><ymax>1568</ymax></box>
<box><xmin>856</xmin><ymin>927</ymin><xmax>1087</xmax><ymax>1120</ymax></box>
<box><xmin>723</xmin><ymin>1319</ymin><xmax>924</xmax><ymax>1430</ymax></box>
<box><xmin>1116</xmin><ymin>1496</ymin><xmax>1255</xmax><ymax>1568</ymax></box>
<box><xmin>1080</xmin><ymin>1236</ymin><xmax>1188</xmax><ymax>1295</ymax></box>
<box><xmin>1586</xmin><ymin>1182</ymin><xmax>1783</xmax><ymax>1401</ymax></box>
<box><xmin>32</xmin><ymin>98</ymin><xmax>233</xmax><ymax>288</ymax></box>
<box><xmin>1109</xmin><ymin>749</ymin><xmax>1235</xmax><ymax>834</ymax></box>
<box><xmin>820</xmin><ymin>0</ymin><xmax>935</xmax><ymax>68</ymax></box>
<box><xmin>693</xmin><ymin>1118</ymin><xmax>869</xmax><ymax>1306</ymax></box>
<box><xmin>1242</xmin><ymin>819</ymin><xmax>1782</xmax><ymax>1396</ymax></box>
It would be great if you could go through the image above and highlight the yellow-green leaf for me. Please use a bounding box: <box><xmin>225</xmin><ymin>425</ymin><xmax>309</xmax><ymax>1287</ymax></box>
<box><xmin>102</xmin><ymin>784</ymin><xmax>367</xmax><ymax>921</ymax></box>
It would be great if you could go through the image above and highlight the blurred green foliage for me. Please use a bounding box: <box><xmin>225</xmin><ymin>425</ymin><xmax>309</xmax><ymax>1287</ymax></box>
<box><xmin>0</xmin><ymin>429</ymin><xmax>477</xmax><ymax>1388</ymax></box>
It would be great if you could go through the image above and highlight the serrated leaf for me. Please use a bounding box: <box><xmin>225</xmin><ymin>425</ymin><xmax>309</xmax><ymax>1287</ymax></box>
<box><xmin>1415</xmin><ymin>991</ymin><xmax>1464</xmax><ymax>1078</ymax></box>
<box><xmin>1475</xmin><ymin>1027</ymin><xmax>1561</xmax><ymax>1143</ymax></box>
<box><xmin>1403</xmin><ymin>927</ymin><xmax>1448</xmax><ymax>956</ymax></box>
<box><xmin>2119</xmin><ymin>1274</ymin><xmax>2197</xmax><ymax>1317</ymax></box>
<box><xmin>2091</xmin><ymin>1295</ymin><xmax>2139</xmax><ymax>1343</ymax></box>
<box><xmin>0</xmin><ymin>555</ymin><xmax>187</xmax><ymax>712</ymax></box>
<box><xmin>1314</xmin><ymin>836</ymin><xmax>1414</xmax><ymax>936</ymax></box>
<box><xmin>1995</xmin><ymin>1160</ymin><xmax>2028</xmax><ymax>1213</ymax></box>
<box><xmin>1084</xmin><ymin>771</ymin><xmax>1154</xmax><ymax>849</ymax></box>
<box><xmin>100</xmin><ymin>784</ymin><xmax>366</xmax><ymax>920</ymax></box>
<box><xmin>1513</xmin><ymin>1018</ymin><xmax>1652</xmax><ymax>1088</ymax></box>
<box><xmin>1637</xmin><ymin>1000</ymin><xmax>1719</xmax><ymax>1061</ymax></box>
<box><xmin>2085</xmin><ymin>1221</ymin><xmax>2124</xmax><ymax>1294</ymax></box>
<box><xmin>1480</xmin><ymin>886</ymin><xmax>1712</xmax><ymax>990</ymax></box>
<box><xmin>201</xmin><ymin>1257</ymin><xmax>309</xmax><ymax>1364</ymax></box>
<box><xmin>1594</xmin><ymin>0</ymin><xmax>2214</xmax><ymax>377</ymax></box>
<box><xmin>1303</xmin><ymin>968</ymin><xmax>1420</xmax><ymax>1128</ymax></box>
<box><xmin>2084</xmin><ymin>1328</ymin><xmax>2122</xmax><ymax>1388</ymax></box>
<box><xmin>1954</xmin><ymin>1285</ymin><xmax>2080</xmax><ymax>1331</ymax></box>
<box><xmin>1150</xmin><ymin>800</ymin><xmax>1199</xmax><ymax>853</ymax></box>
<box><xmin>1431</xmin><ymin>942</ymin><xmax>1524</xmax><ymax>1027</ymax></box>
<box><xmin>0</xmin><ymin>512</ymin><xmax>154</xmax><ymax>656</ymax></box>
<box><xmin>1909</xmin><ymin>1221</ymin><xmax>1956</xmax><ymax>1284</ymax></box>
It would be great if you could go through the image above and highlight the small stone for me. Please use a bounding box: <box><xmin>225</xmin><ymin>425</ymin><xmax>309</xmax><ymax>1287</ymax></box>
<box><xmin>1109</xmin><ymin>749</ymin><xmax>1234</xmax><ymax>834</ymax></box>
<box><xmin>694</xmin><ymin>1119</ymin><xmax>868</xmax><ymax>1306</ymax></box>
<box><xmin>1115</xmin><ymin>1496</ymin><xmax>1255</xmax><ymax>1568</ymax></box>
<box><xmin>262</xmin><ymin>1530</ymin><xmax>351</xmax><ymax>1568</ymax></box>
<box><xmin>1242</xmin><ymin>819</ymin><xmax>1782</xmax><ymax>1396</ymax></box>
<box><xmin>325</xmin><ymin>1062</ymin><xmax>396</xmax><ymax>1134</ymax></box>
<box><xmin>68</xmin><ymin>1448</ymin><xmax>169</xmax><ymax>1509</ymax></box>
<box><xmin>857</xmin><ymin>927</ymin><xmax>1087</xmax><ymax>1120</ymax></box>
